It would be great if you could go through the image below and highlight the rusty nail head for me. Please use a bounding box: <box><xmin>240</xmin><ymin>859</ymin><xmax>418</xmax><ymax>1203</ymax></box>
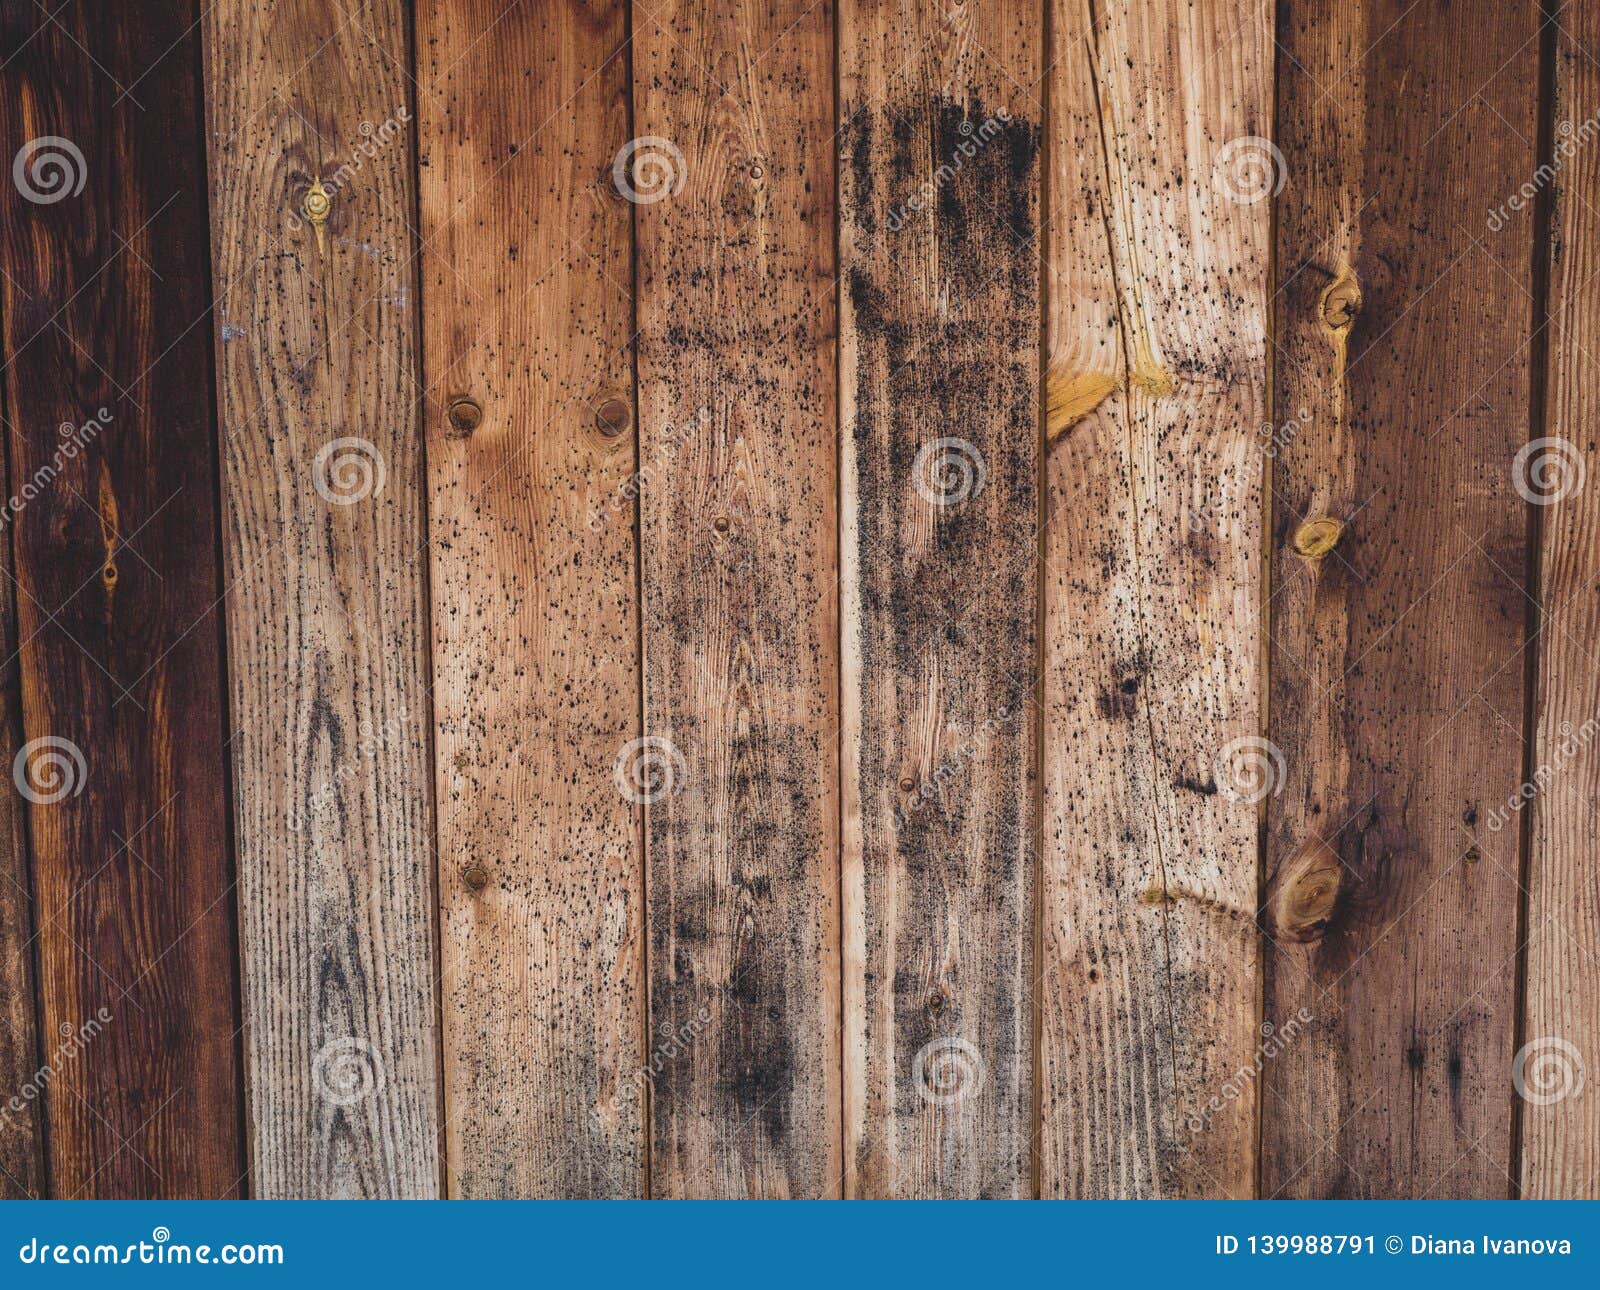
<box><xmin>448</xmin><ymin>398</ymin><xmax>483</xmax><ymax>435</ymax></box>
<box><xmin>463</xmin><ymin>864</ymin><xmax>488</xmax><ymax>891</ymax></box>
<box><xmin>595</xmin><ymin>398</ymin><xmax>630</xmax><ymax>437</ymax></box>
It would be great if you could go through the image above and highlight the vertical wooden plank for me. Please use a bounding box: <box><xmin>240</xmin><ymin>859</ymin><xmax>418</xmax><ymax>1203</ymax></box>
<box><xmin>1039</xmin><ymin>0</ymin><xmax>1271</xmax><ymax>1200</ymax></box>
<box><xmin>202</xmin><ymin>0</ymin><xmax>441</xmax><ymax>1197</ymax></box>
<box><xmin>0</xmin><ymin>570</ymin><xmax>42</xmax><ymax>1197</ymax></box>
<box><xmin>416</xmin><ymin>0</ymin><xmax>645</xmax><ymax>1197</ymax></box>
<box><xmin>1522</xmin><ymin>4</ymin><xmax>1598</xmax><ymax>1200</ymax></box>
<box><xmin>0</xmin><ymin>0</ymin><xmax>244</xmax><ymax>1195</ymax></box>
<box><xmin>839</xmin><ymin>1</ymin><xmax>1041</xmax><ymax>1199</ymax></box>
<box><xmin>633</xmin><ymin>0</ymin><xmax>841</xmax><ymax>1198</ymax></box>
<box><xmin>1265</xmin><ymin>0</ymin><xmax>1537</xmax><ymax>1197</ymax></box>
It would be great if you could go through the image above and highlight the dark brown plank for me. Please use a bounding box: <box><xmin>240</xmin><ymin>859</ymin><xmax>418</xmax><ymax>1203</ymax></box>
<box><xmin>1264</xmin><ymin>0</ymin><xmax>1538</xmax><ymax>1198</ymax></box>
<box><xmin>0</xmin><ymin>532</ymin><xmax>42</xmax><ymax>1198</ymax></box>
<box><xmin>839</xmin><ymin>0</ymin><xmax>1041</xmax><ymax>1199</ymax></box>
<box><xmin>633</xmin><ymin>0</ymin><xmax>842</xmax><ymax>1198</ymax></box>
<box><xmin>0</xmin><ymin>0</ymin><xmax>244</xmax><ymax>1197</ymax></box>
<box><xmin>203</xmin><ymin>0</ymin><xmax>442</xmax><ymax>1197</ymax></box>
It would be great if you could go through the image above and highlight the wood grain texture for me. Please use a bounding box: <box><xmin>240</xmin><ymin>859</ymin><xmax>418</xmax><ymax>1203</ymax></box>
<box><xmin>1039</xmin><ymin>0</ymin><xmax>1271</xmax><ymax>1200</ymax></box>
<box><xmin>839</xmin><ymin>0</ymin><xmax>1040</xmax><ymax>1200</ymax></box>
<box><xmin>0</xmin><ymin>0</ymin><xmax>244</xmax><ymax>1197</ymax></box>
<box><xmin>416</xmin><ymin>0</ymin><xmax>645</xmax><ymax>1198</ymax></box>
<box><xmin>202</xmin><ymin>0</ymin><xmax>441</xmax><ymax>1198</ymax></box>
<box><xmin>1521</xmin><ymin>5</ymin><xmax>1600</xmax><ymax>1201</ymax></box>
<box><xmin>633</xmin><ymin>0</ymin><xmax>842</xmax><ymax>1199</ymax></box>
<box><xmin>1264</xmin><ymin>0</ymin><xmax>1537</xmax><ymax>1198</ymax></box>
<box><xmin>0</xmin><ymin>536</ymin><xmax>42</xmax><ymax>1199</ymax></box>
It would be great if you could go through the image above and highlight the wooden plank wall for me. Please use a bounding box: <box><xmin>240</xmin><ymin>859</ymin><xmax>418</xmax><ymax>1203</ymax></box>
<box><xmin>0</xmin><ymin>0</ymin><xmax>1596</xmax><ymax>1199</ymax></box>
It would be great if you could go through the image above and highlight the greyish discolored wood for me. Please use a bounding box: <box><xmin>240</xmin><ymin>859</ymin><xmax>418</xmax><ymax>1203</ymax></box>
<box><xmin>1264</xmin><ymin>0</ymin><xmax>1537</xmax><ymax>1198</ymax></box>
<box><xmin>633</xmin><ymin>0</ymin><xmax>842</xmax><ymax>1199</ymax></box>
<box><xmin>1039</xmin><ymin>0</ymin><xmax>1271</xmax><ymax>1200</ymax></box>
<box><xmin>839</xmin><ymin>0</ymin><xmax>1041</xmax><ymax>1200</ymax></box>
<box><xmin>202</xmin><ymin>0</ymin><xmax>442</xmax><ymax>1197</ymax></box>
<box><xmin>416</xmin><ymin>0</ymin><xmax>646</xmax><ymax>1198</ymax></box>
<box><xmin>1521</xmin><ymin>0</ymin><xmax>1600</xmax><ymax>1201</ymax></box>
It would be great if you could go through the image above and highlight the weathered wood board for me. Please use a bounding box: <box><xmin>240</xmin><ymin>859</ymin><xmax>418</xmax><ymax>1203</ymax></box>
<box><xmin>632</xmin><ymin>0</ymin><xmax>843</xmax><ymax>1199</ymax></box>
<box><xmin>203</xmin><ymin>0</ymin><xmax>442</xmax><ymax>1198</ymax></box>
<box><xmin>0</xmin><ymin>0</ymin><xmax>244</xmax><ymax>1197</ymax></box>
<box><xmin>1264</xmin><ymin>0</ymin><xmax>1538</xmax><ymax>1199</ymax></box>
<box><xmin>839</xmin><ymin>0</ymin><xmax>1042</xmax><ymax>1200</ymax></box>
<box><xmin>416</xmin><ymin>0</ymin><xmax>646</xmax><ymax>1197</ymax></box>
<box><xmin>1040</xmin><ymin>0</ymin><xmax>1271</xmax><ymax>1200</ymax></box>
<box><xmin>1521</xmin><ymin>0</ymin><xmax>1600</xmax><ymax>1201</ymax></box>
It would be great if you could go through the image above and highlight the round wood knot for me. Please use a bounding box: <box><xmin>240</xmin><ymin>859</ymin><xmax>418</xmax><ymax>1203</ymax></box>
<box><xmin>447</xmin><ymin>397</ymin><xmax>483</xmax><ymax>437</ymax></box>
<box><xmin>1318</xmin><ymin>266</ymin><xmax>1362</xmax><ymax>336</ymax></box>
<box><xmin>897</xmin><ymin>775</ymin><xmax>916</xmax><ymax>793</ymax></box>
<box><xmin>1293</xmin><ymin>515</ymin><xmax>1343</xmax><ymax>559</ymax></box>
<box><xmin>1268</xmin><ymin>835</ymin><xmax>1342</xmax><ymax>943</ymax></box>
<box><xmin>462</xmin><ymin>864</ymin><xmax>489</xmax><ymax>892</ymax></box>
<box><xmin>712</xmin><ymin>515</ymin><xmax>731</xmax><ymax>535</ymax></box>
<box><xmin>594</xmin><ymin>397</ymin><xmax>631</xmax><ymax>437</ymax></box>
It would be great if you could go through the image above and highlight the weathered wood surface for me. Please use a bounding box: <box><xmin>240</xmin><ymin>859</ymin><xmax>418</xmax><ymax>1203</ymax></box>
<box><xmin>1521</xmin><ymin>1</ymin><xmax>1600</xmax><ymax>1201</ymax></box>
<box><xmin>203</xmin><ymin>0</ymin><xmax>441</xmax><ymax>1198</ymax></box>
<box><xmin>839</xmin><ymin>0</ymin><xmax>1041</xmax><ymax>1200</ymax></box>
<box><xmin>0</xmin><ymin>531</ymin><xmax>41</xmax><ymax>1198</ymax></box>
<box><xmin>1040</xmin><ymin>0</ymin><xmax>1271</xmax><ymax>1200</ymax></box>
<box><xmin>632</xmin><ymin>0</ymin><xmax>842</xmax><ymax>1199</ymax></box>
<box><xmin>1263</xmin><ymin>0</ymin><xmax>1537</xmax><ymax>1198</ymax></box>
<box><xmin>0</xmin><ymin>0</ymin><xmax>244</xmax><ymax>1197</ymax></box>
<box><xmin>416</xmin><ymin>0</ymin><xmax>645</xmax><ymax>1198</ymax></box>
